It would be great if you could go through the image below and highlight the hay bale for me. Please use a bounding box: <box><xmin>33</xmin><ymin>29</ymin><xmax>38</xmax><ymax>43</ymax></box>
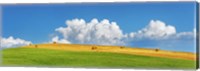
<box><xmin>53</xmin><ymin>41</ymin><xmax>57</xmax><ymax>44</ymax></box>
<box><xmin>155</xmin><ymin>48</ymin><xmax>159</xmax><ymax>52</ymax></box>
<box><xmin>91</xmin><ymin>46</ymin><xmax>97</xmax><ymax>50</ymax></box>
<box><xmin>29</xmin><ymin>43</ymin><xmax>32</xmax><ymax>46</ymax></box>
<box><xmin>35</xmin><ymin>45</ymin><xmax>38</xmax><ymax>48</ymax></box>
<box><xmin>120</xmin><ymin>46</ymin><xmax>124</xmax><ymax>49</ymax></box>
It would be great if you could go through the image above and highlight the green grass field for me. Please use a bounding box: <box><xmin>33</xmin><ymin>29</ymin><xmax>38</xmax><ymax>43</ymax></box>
<box><xmin>1</xmin><ymin>47</ymin><xmax>196</xmax><ymax>69</ymax></box>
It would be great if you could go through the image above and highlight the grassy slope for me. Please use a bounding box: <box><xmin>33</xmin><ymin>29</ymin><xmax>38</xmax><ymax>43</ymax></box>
<box><xmin>2</xmin><ymin>47</ymin><xmax>196</xmax><ymax>69</ymax></box>
<box><xmin>25</xmin><ymin>44</ymin><xmax>196</xmax><ymax>60</ymax></box>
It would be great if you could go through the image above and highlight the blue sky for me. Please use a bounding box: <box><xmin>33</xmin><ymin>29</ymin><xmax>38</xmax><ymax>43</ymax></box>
<box><xmin>1</xmin><ymin>2</ymin><xmax>197</xmax><ymax>52</ymax></box>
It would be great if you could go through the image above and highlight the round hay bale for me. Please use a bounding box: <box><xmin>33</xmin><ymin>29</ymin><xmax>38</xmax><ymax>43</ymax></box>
<box><xmin>155</xmin><ymin>48</ymin><xmax>159</xmax><ymax>52</ymax></box>
<box><xmin>91</xmin><ymin>46</ymin><xmax>97</xmax><ymax>50</ymax></box>
<box><xmin>35</xmin><ymin>45</ymin><xmax>38</xmax><ymax>48</ymax></box>
<box><xmin>53</xmin><ymin>41</ymin><xmax>57</xmax><ymax>44</ymax></box>
<box><xmin>120</xmin><ymin>46</ymin><xmax>124</xmax><ymax>49</ymax></box>
<box><xmin>29</xmin><ymin>43</ymin><xmax>32</xmax><ymax>46</ymax></box>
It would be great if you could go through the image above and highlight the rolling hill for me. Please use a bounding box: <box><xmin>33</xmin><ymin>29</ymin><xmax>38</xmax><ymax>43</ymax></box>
<box><xmin>1</xmin><ymin>43</ymin><xmax>197</xmax><ymax>69</ymax></box>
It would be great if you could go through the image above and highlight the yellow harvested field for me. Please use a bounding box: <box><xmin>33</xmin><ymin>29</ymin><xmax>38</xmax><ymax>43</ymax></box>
<box><xmin>23</xmin><ymin>43</ymin><xmax>196</xmax><ymax>61</ymax></box>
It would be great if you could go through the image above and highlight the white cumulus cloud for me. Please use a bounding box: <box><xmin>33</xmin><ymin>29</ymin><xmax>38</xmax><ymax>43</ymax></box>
<box><xmin>53</xmin><ymin>18</ymin><xmax>195</xmax><ymax>46</ymax></box>
<box><xmin>1</xmin><ymin>36</ymin><xmax>32</xmax><ymax>48</ymax></box>
<box><xmin>175</xmin><ymin>31</ymin><xmax>195</xmax><ymax>40</ymax></box>
<box><xmin>129</xmin><ymin>20</ymin><xmax>177</xmax><ymax>40</ymax></box>
<box><xmin>128</xmin><ymin>20</ymin><xmax>195</xmax><ymax>41</ymax></box>
<box><xmin>54</xmin><ymin>18</ymin><xmax>125</xmax><ymax>45</ymax></box>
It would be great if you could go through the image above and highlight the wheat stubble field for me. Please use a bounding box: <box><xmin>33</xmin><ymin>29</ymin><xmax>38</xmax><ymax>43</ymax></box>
<box><xmin>2</xmin><ymin>43</ymin><xmax>196</xmax><ymax>69</ymax></box>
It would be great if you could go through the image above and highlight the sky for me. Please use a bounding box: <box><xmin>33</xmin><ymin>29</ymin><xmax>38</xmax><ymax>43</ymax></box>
<box><xmin>1</xmin><ymin>2</ymin><xmax>198</xmax><ymax>52</ymax></box>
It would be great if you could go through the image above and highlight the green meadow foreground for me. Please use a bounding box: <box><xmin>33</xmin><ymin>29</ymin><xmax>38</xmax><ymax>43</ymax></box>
<box><xmin>1</xmin><ymin>44</ymin><xmax>196</xmax><ymax>69</ymax></box>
